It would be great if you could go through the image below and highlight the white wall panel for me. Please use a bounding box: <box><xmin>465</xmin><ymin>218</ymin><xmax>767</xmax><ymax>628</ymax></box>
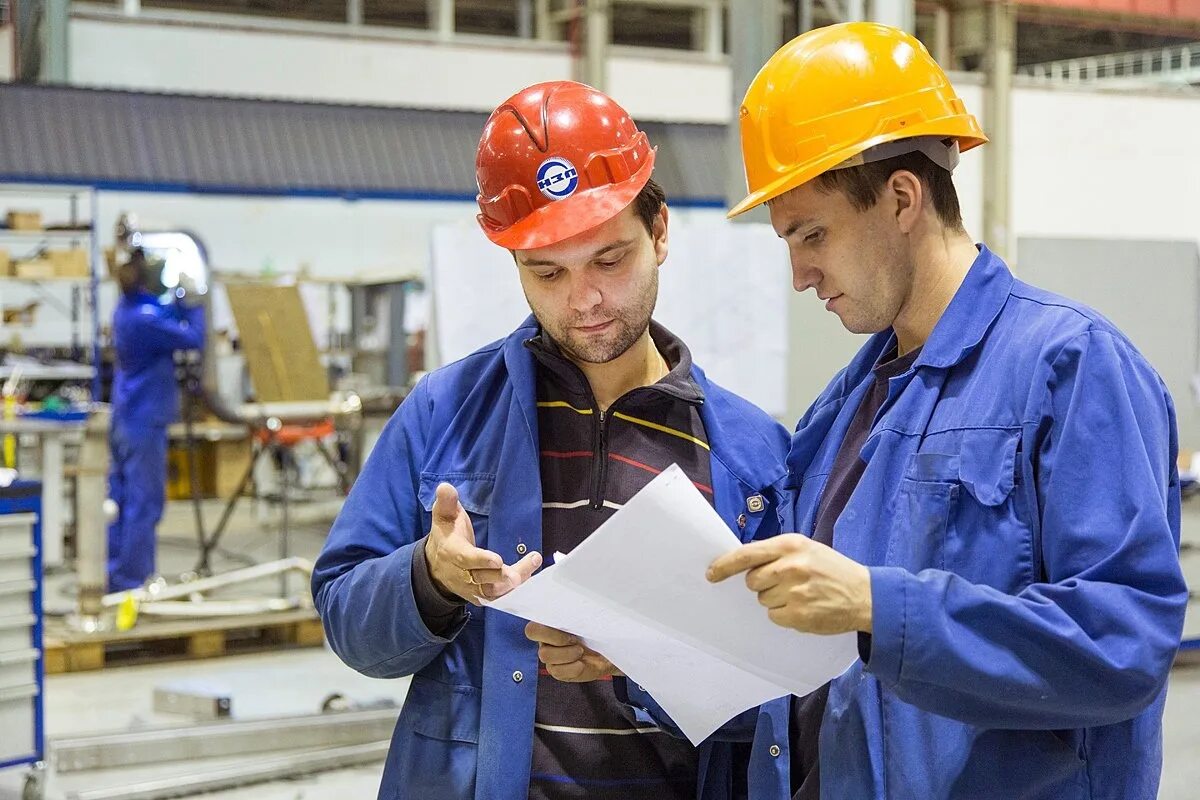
<box><xmin>70</xmin><ymin>15</ymin><xmax>730</xmax><ymax>123</ymax></box>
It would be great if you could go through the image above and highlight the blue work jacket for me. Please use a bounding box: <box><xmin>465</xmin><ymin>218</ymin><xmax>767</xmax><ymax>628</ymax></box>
<box><xmin>774</xmin><ymin>246</ymin><xmax>1187</xmax><ymax>799</ymax></box>
<box><xmin>312</xmin><ymin>317</ymin><xmax>795</xmax><ymax>800</ymax></box>
<box><xmin>111</xmin><ymin>291</ymin><xmax>204</xmax><ymax>428</ymax></box>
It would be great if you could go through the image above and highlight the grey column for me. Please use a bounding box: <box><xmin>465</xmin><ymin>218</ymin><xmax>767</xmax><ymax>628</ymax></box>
<box><xmin>41</xmin><ymin>0</ymin><xmax>69</xmax><ymax>83</ymax></box>
<box><xmin>982</xmin><ymin>0</ymin><xmax>1015</xmax><ymax>261</ymax></box>
<box><xmin>726</xmin><ymin>0</ymin><xmax>781</xmax><ymax>222</ymax></box>
<box><xmin>581</xmin><ymin>0</ymin><xmax>609</xmax><ymax>91</ymax></box>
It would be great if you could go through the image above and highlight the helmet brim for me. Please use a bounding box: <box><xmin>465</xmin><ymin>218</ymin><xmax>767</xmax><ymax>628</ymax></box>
<box><xmin>481</xmin><ymin>150</ymin><xmax>656</xmax><ymax>251</ymax></box>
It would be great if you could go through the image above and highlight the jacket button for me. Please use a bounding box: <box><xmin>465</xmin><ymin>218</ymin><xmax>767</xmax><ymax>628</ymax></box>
<box><xmin>513</xmin><ymin>670</ymin><xmax>524</xmax><ymax>683</ymax></box>
<box><xmin>516</xmin><ymin>543</ymin><xmax>528</xmax><ymax>555</ymax></box>
<box><xmin>737</xmin><ymin>513</ymin><xmax>747</xmax><ymax>529</ymax></box>
<box><xmin>769</xmin><ymin>744</ymin><xmax>781</xmax><ymax>757</ymax></box>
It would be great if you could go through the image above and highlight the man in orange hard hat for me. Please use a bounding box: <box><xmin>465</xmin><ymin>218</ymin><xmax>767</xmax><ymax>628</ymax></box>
<box><xmin>706</xmin><ymin>22</ymin><xmax>1187</xmax><ymax>799</ymax></box>
<box><xmin>314</xmin><ymin>81</ymin><xmax>794</xmax><ymax>800</ymax></box>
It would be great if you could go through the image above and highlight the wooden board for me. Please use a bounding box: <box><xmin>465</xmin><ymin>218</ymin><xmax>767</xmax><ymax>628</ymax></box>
<box><xmin>224</xmin><ymin>284</ymin><xmax>329</xmax><ymax>402</ymax></box>
<box><xmin>43</xmin><ymin>610</ymin><xmax>325</xmax><ymax>674</ymax></box>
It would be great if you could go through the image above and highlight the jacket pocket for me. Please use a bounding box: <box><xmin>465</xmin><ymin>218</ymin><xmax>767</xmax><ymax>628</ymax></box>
<box><xmin>888</xmin><ymin>476</ymin><xmax>957</xmax><ymax>572</ymax></box>
<box><xmin>381</xmin><ymin>675</ymin><xmax>481</xmax><ymax>799</ymax></box>
<box><xmin>419</xmin><ymin>472</ymin><xmax>496</xmax><ymax>550</ymax></box>
<box><xmin>892</xmin><ymin>429</ymin><xmax>1033</xmax><ymax>592</ymax></box>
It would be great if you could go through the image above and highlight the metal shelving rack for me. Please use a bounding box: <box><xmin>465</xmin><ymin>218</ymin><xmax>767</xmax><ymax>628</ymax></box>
<box><xmin>0</xmin><ymin>487</ymin><xmax>46</xmax><ymax>800</ymax></box>
<box><xmin>0</xmin><ymin>183</ymin><xmax>102</xmax><ymax>400</ymax></box>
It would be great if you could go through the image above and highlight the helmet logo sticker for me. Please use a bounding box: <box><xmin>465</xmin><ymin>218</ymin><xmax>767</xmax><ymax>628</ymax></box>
<box><xmin>536</xmin><ymin>157</ymin><xmax>579</xmax><ymax>200</ymax></box>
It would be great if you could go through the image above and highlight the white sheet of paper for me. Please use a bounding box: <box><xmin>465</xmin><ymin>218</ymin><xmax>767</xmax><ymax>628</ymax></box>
<box><xmin>486</xmin><ymin>465</ymin><xmax>860</xmax><ymax>744</ymax></box>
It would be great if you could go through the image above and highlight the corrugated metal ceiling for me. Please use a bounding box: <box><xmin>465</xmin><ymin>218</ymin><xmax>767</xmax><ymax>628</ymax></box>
<box><xmin>0</xmin><ymin>83</ymin><xmax>726</xmax><ymax>205</ymax></box>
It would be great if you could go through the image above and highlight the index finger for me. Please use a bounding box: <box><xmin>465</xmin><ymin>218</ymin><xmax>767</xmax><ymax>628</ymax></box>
<box><xmin>525</xmin><ymin>622</ymin><xmax>577</xmax><ymax>647</ymax></box>
<box><xmin>451</xmin><ymin>544</ymin><xmax>504</xmax><ymax>571</ymax></box>
<box><xmin>707</xmin><ymin>539</ymin><xmax>792</xmax><ymax>583</ymax></box>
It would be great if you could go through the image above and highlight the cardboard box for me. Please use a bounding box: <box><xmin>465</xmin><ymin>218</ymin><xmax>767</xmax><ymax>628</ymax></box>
<box><xmin>48</xmin><ymin>247</ymin><xmax>90</xmax><ymax>278</ymax></box>
<box><xmin>168</xmin><ymin>437</ymin><xmax>253</xmax><ymax>501</ymax></box>
<box><xmin>5</xmin><ymin>211</ymin><xmax>43</xmax><ymax>231</ymax></box>
<box><xmin>2</xmin><ymin>302</ymin><xmax>39</xmax><ymax>326</ymax></box>
<box><xmin>14</xmin><ymin>259</ymin><xmax>57</xmax><ymax>280</ymax></box>
<box><xmin>0</xmin><ymin>249</ymin><xmax>11</xmax><ymax>277</ymax></box>
<box><xmin>226</xmin><ymin>284</ymin><xmax>330</xmax><ymax>402</ymax></box>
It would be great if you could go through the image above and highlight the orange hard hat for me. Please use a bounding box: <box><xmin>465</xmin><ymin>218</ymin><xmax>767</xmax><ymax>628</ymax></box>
<box><xmin>475</xmin><ymin>81</ymin><xmax>656</xmax><ymax>250</ymax></box>
<box><xmin>729</xmin><ymin>22</ymin><xmax>987</xmax><ymax>218</ymax></box>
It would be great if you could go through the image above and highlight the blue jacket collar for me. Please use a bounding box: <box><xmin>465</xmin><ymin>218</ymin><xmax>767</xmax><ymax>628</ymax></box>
<box><xmin>503</xmin><ymin>317</ymin><xmax>541</xmax><ymax>445</ymax></box>
<box><xmin>811</xmin><ymin>245</ymin><xmax>1016</xmax><ymax>409</ymax></box>
<box><xmin>695</xmin><ymin>367</ymin><xmax>788</xmax><ymax>491</ymax></box>
<box><xmin>914</xmin><ymin>244</ymin><xmax>1014</xmax><ymax>370</ymax></box>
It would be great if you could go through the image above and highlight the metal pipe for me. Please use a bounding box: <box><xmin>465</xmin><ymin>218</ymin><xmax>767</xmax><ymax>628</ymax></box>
<box><xmin>53</xmin><ymin>709</ymin><xmax>399</xmax><ymax>772</ymax></box>
<box><xmin>134</xmin><ymin>598</ymin><xmax>304</xmax><ymax>617</ymax></box>
<box><xmin>235</xmin><ymin>395</ymin><xmax>363</xmax><ymax>424</ymax></box>
<box><xmin>42</xmin><ymin>0</ymin><xmax>69</xmax><ymax>82</ymax></box>
<box><xmin>517</xmin><ymin>0</ymin><xmax>533</xmax><ymax>37</ymax></box>
<box><xmin>101</xmin><ymin>557</ymin><xmax>313</xmax><ymax>608</ymax></box>
<box><xmin>933</xmin><ymin>3</ymin><xmax>950</xmax><ymax>66</ymax></box>
<box><xmin>982</xmin><ymin>0</ymin><xmax>1014</xmax><ymax>261</ymax></box>
<box><xmin>428</xmin><ymin>0</ymin><xmax>453</xmax><ymax>39</ymax></box>
<box><xmin>727</xmin><ymin>0</ymin><xmax>781</xmax><ymax>221</ymax></box>
<box><xmin>64</xmin><ymin>741</ymin><xmax>390</xmax><ymax>800</ymax></box>
<box><xmin>583</xmin><ymin>0</ymin><xmax>609</xmax><ymax>91</ymax></box>
<box><xmin>535</xmin><ymin>0</ymin><xmax>552</xmax><ymax>39</ymax></box>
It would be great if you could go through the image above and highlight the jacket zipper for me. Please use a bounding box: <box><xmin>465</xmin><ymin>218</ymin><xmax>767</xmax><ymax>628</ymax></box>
<box><xmin>591</xmin><ymin>408</ymin><xmax>608</xmax><ymax>509</ymax></box>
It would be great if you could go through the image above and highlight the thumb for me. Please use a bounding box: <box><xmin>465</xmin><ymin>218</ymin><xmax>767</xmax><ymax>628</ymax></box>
<box><xmin>509</xmin><ymin>551</ymin><xmax>544</xmax><ymax>584</ymax></box>
<box><xmin>432</xmin><ymin>483</ymin><xmax>461</xmax><ymax>525</ymax></box>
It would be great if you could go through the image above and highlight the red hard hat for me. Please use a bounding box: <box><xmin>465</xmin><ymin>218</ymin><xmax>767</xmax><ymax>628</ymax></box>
<box><xmin>475</xmin><ymin>81</ymin><xmax>656</xmax><ymax>250</ymax></box>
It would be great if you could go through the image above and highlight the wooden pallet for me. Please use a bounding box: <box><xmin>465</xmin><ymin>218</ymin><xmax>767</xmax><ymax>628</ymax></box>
<box><xmin>43</xmin><ymin>609</ymin><xmax>325</xmax><ymax>674</ymax></box>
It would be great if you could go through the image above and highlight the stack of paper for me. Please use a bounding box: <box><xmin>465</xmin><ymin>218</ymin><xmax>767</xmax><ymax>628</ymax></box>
<box><xmin>486</xmin><ymin>464</ymin><xmax>860</xmax><ymax>744</ymax></box>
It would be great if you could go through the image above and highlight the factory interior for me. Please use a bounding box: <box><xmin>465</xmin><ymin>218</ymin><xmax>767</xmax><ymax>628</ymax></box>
<box><xmin>0</xmin><ymin>1</ymin><xmax>1198</xmax><ymax>798</ymax></box>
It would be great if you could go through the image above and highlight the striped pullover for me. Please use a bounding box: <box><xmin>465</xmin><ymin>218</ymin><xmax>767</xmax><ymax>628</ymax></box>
<box><xmin>409</xmin><ymin>320</ymin><xmax>713</xmax><ymax>799</ymax></box>
<box><xmin>525</xmin><ymin>322</ymin><xmax>711</xmax><ymax>800</ymax></box>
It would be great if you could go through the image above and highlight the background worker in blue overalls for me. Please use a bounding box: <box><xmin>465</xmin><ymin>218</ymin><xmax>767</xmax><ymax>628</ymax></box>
<box><xmin>108</xmin><ymin>246</ymin><xmax>205</xmax><ymax>592</ymax></box>
<box><xmin>707</xmin><ymin>22</ymin><xmax>1189</xmax><ymax>800</ymax></box>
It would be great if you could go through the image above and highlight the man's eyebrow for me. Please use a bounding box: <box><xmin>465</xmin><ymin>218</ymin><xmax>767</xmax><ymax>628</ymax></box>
<box><xmin>518</xmin><ymin>239</ymin><xmax>635</xmax><ymax>268</ymax></box>
<box><xmin>519</xmin><ymin>256</ymin><xmax>560</xmax><ymax>268</ymax></box>
<box><xmin>591</xmin><ymin>239</ymin><xmax>635</xmax><ymax>258</ymax></box>
<box><xmin>781</xmin><ymin>217</ymin><xmax>817</xmax><ymax>239</ymax></box>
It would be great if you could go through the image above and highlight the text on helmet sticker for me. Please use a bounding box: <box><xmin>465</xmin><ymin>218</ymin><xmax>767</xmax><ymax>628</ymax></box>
<box><xmin>536</xmin><ymin>157</ymin><xmax>579</xmax><ymax>201</ymax></box>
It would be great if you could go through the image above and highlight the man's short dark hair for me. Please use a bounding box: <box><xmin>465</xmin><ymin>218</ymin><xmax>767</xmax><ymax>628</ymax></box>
<box><xmin>632</xmin><ymin>178</ymin><xmax>666</xmax><ymax>236</ymax></box>
<box><xmin>814</xmin><ymin>151</ymin><xmax>964</xmax><ymax>231</ymax></box>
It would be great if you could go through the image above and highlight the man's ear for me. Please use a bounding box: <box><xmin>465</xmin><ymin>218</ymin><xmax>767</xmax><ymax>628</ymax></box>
<box><xmin>888</xmin><ymin>170</ymin><xmax>923</xmax><ymax>235</ymax></box>
<box><xmin>653</xmin><ymin>204</ymin><xmax>669</xmax><ymax>267</ymax></box>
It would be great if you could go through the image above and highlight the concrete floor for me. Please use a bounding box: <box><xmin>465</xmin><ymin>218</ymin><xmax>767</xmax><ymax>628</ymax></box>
<box><xmin>2</xmin><ymin>495</ymin><xmax>1198</xmax><ymax>799</ymax></box>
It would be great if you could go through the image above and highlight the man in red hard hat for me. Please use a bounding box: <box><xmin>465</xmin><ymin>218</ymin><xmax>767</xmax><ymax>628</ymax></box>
<box><xmin>313</xmin><ymin>81</ymin><xmax>794</xmax><ymax>800</ymax></box>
